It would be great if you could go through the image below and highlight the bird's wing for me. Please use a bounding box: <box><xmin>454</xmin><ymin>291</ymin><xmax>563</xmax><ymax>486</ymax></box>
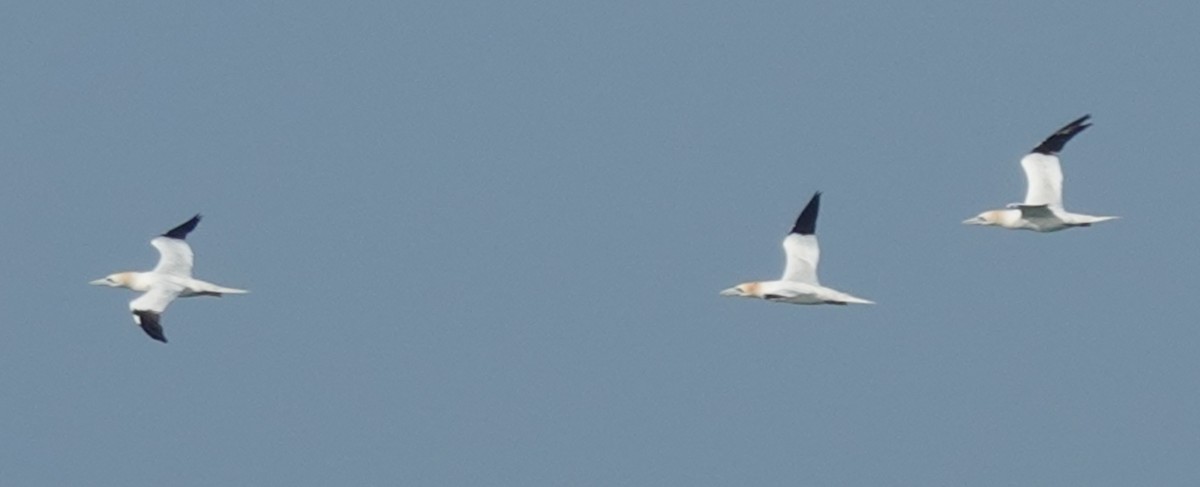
<box><xmin>1021</xmin><ymin>115</ymin><xmax>1091</xmax><ymax>206</ymax></box>
<box><xmin>1020</xmin><ymin>153</ymin><xmax>1064</xmax><ymax>206</ymax></box>
<box><xmin>1015</xmin><ymin>204</ymin><xmax>1065</xmax><ymax>231</ymax></box>
<box><xmin>781</xmin><ymin>234</ymin><xmax>820</xmax><ymax>284</ymax></box>
<box><xmin>129</xmin><ymin>287</ymin><xmax>180</xmax><ymax>343</ymax></box>
<box><xmin>1012</xmin><ymin>203</ymin><xmax>1060</xmax><ymax>226</ymax></box>
<box><xmin>162</xmin><ymin>214</ymin><xmax>202</xmax><ymax>239</ymax></box>
<box><xmin>1030</xmin><ymin>115</ymin><xmax>1091</xmax><ymax>155</ymax></box>
<box><xmin>132</xmin><ymin>310</ymin><xmax>167</xmax><ymax>343</ymax></box>
<box><xmin>151</xmin><ymin>215</ymin><xmax>201</xmax><ymax>277</ymax></box>
<box><xmin>151</xmin><ymin>237</ymin><xmax>194</xmax><ymax>277</ymax></box>
<box><xmin>1015</xmin><ymin>204</ymin><xmax>1056</xmax><ymax>220</ymax></box>
<box><xmin>780</xmin><ymin>192</ymin><xmax>821</xmax><ymax>284</ymax></box>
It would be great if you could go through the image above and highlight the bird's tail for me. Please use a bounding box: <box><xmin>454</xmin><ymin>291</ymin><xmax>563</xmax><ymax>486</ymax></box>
<box><xmin>1074</xmin><ymin>215</ymin><xmax>1119</xmax><ymax>226</ymax></box>
<box><xmin>832</xmin><ymin>292</ymin><xmax>875</xmax><ymax>305</ymax></box>
<box><xmin>186</xmin><ymin>278</ymin><xmax>249</xmax><ymax>297</ymax></box>
<box><xmin>193</xmin><ymin>281</ymin><xmax>249</xmax><ymax>296</ymax></box>
<box><xmin>214</xmin><ymin>286</ymin><xmax>249</xmax><ymax>295</ymax></box>
<box><xmin>840</xmin><ymin>296</ymin><xmax>875</xmax><ymax>305</ymax></box>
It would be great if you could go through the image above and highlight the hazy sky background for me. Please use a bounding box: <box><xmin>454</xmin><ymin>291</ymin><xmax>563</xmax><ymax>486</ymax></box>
<box><xmin>2</xmin><ymin>1</ymin><xmax>1199</xmax><ymax>485</ymax></box>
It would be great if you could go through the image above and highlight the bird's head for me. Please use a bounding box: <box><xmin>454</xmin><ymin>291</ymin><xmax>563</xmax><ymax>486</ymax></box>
<box><xmin>720</xmin><ymin>282</ymin><xmax>761</xmax><ymax>298</ymax></box>
<box><xmin>962</xmin><ymin>210</ymin><xmax>1004</xmax><ymax>227</ymax></box>
<box><xmin>89</xmin><ymin>272</ymin><xmax>134</xmax><ymax>289</ymax></box>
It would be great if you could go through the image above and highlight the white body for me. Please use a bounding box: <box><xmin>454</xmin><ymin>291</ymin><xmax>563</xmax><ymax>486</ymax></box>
<box><xmin>121</xmin><ymin>270</ymin><xmax>247</xmax><ymax>309</ymax></box>
<box><xmin>721</xmin><ymin>196</ymin><xmax>873</xmax><ymax>306</ymax></box>
<box><xmin>721</xmin><ymin>278</ymin><xmax>874</xmax><ymax>305</ymax></box>
<box><xmin>965</xmin><ymin>122</ymin><xmax>1117</xmax><ymax>232</ymax></box>
<box><xmin>91</xmin><ymin>218</ymin><xmax>246</xmax><ymax>342</ymax></box>
<box><xmin>969</xmin><ymin>204</ymin><xmax>1117</xmax><ymax>233</ymax></box>
<box><xmin>95</xmin><ymin>236</ymin><xmax>247</xmax><ymax>312</ymax></box>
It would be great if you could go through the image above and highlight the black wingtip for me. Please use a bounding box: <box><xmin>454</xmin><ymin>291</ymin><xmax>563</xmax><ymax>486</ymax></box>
<box><xmin>1031</xmin><ymin>114</ymin><xmax>1091</xmax><ymax>155</ymax></box>
<box><xmin>133</xmin><ymin>310</ymin><xmax>168</xmax><ymax>343</ymax></box>
<box><xmin>790</xmin><ymin>191</ymin><xmax>821</xmax><ymax>235</ymax></box>
<box><xmin>162</xmin><ymin>214</ymin><xmax>202</xmax><ymax>240</ymax></box>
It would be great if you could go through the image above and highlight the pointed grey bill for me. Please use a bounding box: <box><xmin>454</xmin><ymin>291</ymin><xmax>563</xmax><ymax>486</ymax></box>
<box><xmin>133</xmin><ymin>310</ymin><xmax>168</xmax><ymax>343</ymax></box>
<box><xmin>789</xmin><ymin>191</ymin><xmax>821</xmax><ymax>236</ymax></box>
<box><xmin>162</xmin><ymin>214</ymin><xmax>202</xmax><ymax>240</ymax></box>
<box><xmin>1031</xmin><ymin>115</ymin><xmax>1091</xmax><ymax>155</ymax></box>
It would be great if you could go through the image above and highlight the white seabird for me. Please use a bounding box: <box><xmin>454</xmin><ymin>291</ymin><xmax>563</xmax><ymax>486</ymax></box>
<box><xmin>720</xmin><ymin>192</ymin><xmax>873</xmax><ymax>305</ymax></box>
<box><xmin>963</xmin><ymin>115</ymin><xmax>1118</xmax><ymax>232</ymax></box>
<box><xmin>90</xmin><ymin>215</ymin><xmax>247</xmax><ymax>343</ymax></box>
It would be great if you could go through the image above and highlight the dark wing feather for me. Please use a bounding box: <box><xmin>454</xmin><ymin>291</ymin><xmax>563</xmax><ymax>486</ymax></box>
<box><xmin>133</xmin><ymin>310</ymin><xmax>168</xmax><ymax>343</ymax></box>
<box><xmin>1031</xmin><ymin>115</ymin><xmax>1091</xmax><ymax>155</ymax></box>
<box><xmin>789</xmin><ymin>192</ymin><xmax>821</xmax><ymax>236</ymax></box>
<box><xmin>162</xmin><ymin>214</ymin><xmax>202</xmax><ymax>240</ymax></box>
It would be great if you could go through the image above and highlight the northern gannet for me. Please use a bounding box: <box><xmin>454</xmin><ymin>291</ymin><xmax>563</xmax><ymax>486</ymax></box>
<box><xmin>90</xmin><ymin>215</ymin><xmax>247</xmax><ymax>343</ymax></box>
<box><xmin>963</xmin><ymin>115</ymin><xmax>1118</xmax><ymax>232</ymax></box>
<box><xmin>720</xmin><ymin>192</ymin><xmax>874</xmax><ymax>305</ymax></box>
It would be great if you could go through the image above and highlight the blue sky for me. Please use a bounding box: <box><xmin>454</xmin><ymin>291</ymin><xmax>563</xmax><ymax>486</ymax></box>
<box><xmin>2</xmin><ymin>1</ymin><xmax>1199</xmax><ymax>485</ymax></box>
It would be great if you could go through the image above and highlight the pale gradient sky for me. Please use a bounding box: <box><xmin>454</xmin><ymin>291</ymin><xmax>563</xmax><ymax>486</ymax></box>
<box><xmin>2</xmin><ymin>1</ymin><xmax>1199</xmax><ymax>485</ymax></box>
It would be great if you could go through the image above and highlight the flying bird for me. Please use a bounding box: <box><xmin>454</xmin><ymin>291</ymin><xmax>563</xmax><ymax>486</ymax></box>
<box><xmin>720</xmin><ymin>192</ymin><xmax>873</xmax><ymax>305</ymax></box>
<box><xmin>90</xmin><ymin>215</ymin><xmax>247</xmax><ymax>343</ymax></box>
<box><xmin>963</xmin><ymin>115</ymin><xmax>1118</xmax><ymax>232</ymax></box>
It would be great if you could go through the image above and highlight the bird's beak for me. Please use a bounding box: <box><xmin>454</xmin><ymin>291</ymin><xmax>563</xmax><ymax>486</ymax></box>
<box><xmin>89</xmin><ymin>278</ymin><xmax>107</xmax><ymax>286</ymax></box>
<box><xmin>719</xmin><ymin>287</ymin><xmax>741</xmax><ymax>297</ymax></box>
<box><xmin>962</xmin><ymin>217</ymin><xmax>984</xmax><ymax>225</ymax></box>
